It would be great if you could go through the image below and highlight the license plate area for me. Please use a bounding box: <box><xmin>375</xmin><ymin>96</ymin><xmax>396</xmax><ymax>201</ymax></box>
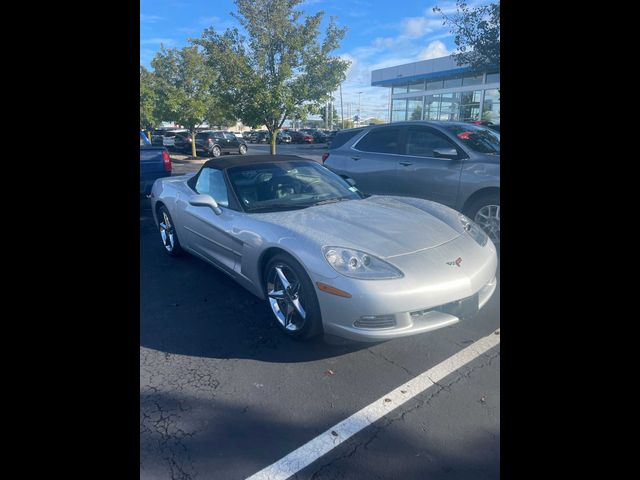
<box><xmin>437</xmin><ymin>293</ymin><xmax>479</xmax><ymax>320</ymax></box>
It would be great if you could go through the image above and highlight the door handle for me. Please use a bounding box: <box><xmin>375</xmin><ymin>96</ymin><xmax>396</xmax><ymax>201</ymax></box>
<box><xmin>399</xmin><ymin>161</ymin><xmax>413</xmax><ymax>166</ymax></box>
<box><xmin>351</xmin><ymin>156</ymin><xmax>360</xmax><ymax>161</ymax></box>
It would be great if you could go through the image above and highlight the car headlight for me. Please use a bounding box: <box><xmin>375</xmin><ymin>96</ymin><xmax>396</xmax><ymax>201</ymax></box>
<box><xmin>322</xmin><ymin>246</ymin><xmax>404</xmax><ymax>279</ymax></box>
<box><xmin>459</xmin><ymin>214</ymin><xmax>488</xmax><ymax>246</ymax></box>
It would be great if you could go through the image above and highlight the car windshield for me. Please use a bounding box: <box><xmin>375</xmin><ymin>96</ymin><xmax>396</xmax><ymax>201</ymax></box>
<box><xmin>227</xmin><ymin>161</ymin><xmax>363</xmax><ymax>212</ymax></box>
<box><xmin>441</xmin><ymin>124</ymin><xmax>500</xmax><ymax>154</ymax></box>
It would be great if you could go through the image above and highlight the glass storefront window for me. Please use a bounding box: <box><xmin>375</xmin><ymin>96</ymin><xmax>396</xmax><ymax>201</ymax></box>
<box><xmin>462</xmin><ymin>74</ymin><xmax>483</xmax><ymax>86</ymax></box>
<box><xmin>482</xmin><ymin>89</ymin><xmax>500</xmax><ymax>124</ymax></box>
<box><xmin>459</xmin><ymin>90</ymin><xmax>482</xmax><ymax>122</ymax></box>
<box><xmin>407</xmin><ymin>97</ymin><xmax>424</xmax><ymax>120</ymax></box>
<box><xmin>426</xmin><ymin>79</ymin><xmax>443</xmax><ymax>91</ymax></box>
<box><xmin>443</xmin><ymin>76</ymin><xmax>463</xmax><ymax>88</ymax></box>
<box><xmin>391</xmin><ymin>99</ymin><xmax>407</xmax><ymax>122</ymax></box>
<box><xmin>438</xmin><ymin>92</ymin><xmax>460</xmax><ymax>121</ymax></box>
<box><xmin>392</xmin><ymin>84</ymin><xmax>408</xmax><ymax>94</ymax></box>
<box><xmin>408</xmin><ymin>80</ymin><xmax>425</xmax><ymax>92</ymax></box>
<box><xmin>425</xmin><ymin>94</ymin><xmax>439</xmax><ymax>120</ymax></box>
<box><xmin>486</xmin><ymin>72</ymin><xmax>500</xmax><ymax>84</ymax></box>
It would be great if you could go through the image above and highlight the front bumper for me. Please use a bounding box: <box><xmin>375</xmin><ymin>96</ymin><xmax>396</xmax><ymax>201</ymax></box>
<box><xmin>315</xmin><ymin>234</ymin><xmax>498</xmax><ymax>342</ymax></box>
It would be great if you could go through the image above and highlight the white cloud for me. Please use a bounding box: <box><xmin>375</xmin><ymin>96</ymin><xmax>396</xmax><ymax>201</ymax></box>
<box><xmin>417</xmin><ymin>40</ymin><xmax>451</xmax><ymax>60</ymax></box>
<box><xmin>140</xmin><ymin>14</ymin><xmax>163</xmax><ymax>23</ymax></box>
<box><xmin>402</xmin><ymin>17</ymin><xmax>433</xmax><ymax>38</ymax></box>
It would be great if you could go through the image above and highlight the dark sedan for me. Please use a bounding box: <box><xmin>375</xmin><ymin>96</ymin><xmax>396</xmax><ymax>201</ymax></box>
<box><xmin>195</xmin><ymin>131</ymin><xmax>248</xmax><ymax>157</ymax></box>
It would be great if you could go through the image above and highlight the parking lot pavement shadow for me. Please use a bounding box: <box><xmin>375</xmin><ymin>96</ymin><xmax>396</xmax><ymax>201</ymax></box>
<box><xmin>140</xmin><ymin>390</ymin><xmax>500</xmax><ymax>480</ymax></box>
<box><xmin>140</xmin><ymin>201</ymin><xmax>369</xmax><ymax>363</ymax></box>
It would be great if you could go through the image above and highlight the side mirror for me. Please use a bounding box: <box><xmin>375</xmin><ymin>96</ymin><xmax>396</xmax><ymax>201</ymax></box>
<box><xmin>433</xmin><ymin>147</ymin><xmax>459</xmax><ymax>159</ymax></box>
<box><xmin>189</xmin><ymin>194</ymin><xmax>223</xmax><ymax>215</ymax></box>
<box><xmin>343</xmin><ymin>176</ymin><xmax>357</xmax><ymax>187</ymax></box>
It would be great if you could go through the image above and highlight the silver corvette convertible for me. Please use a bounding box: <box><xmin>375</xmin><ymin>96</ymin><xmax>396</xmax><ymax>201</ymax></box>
<box><xmin>150</xmin><ymin>155</ymin><xmax>497</xmax><ymax>342</ymax></box>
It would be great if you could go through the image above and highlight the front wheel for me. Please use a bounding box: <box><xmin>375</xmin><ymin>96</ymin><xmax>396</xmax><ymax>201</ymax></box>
<box><xmin>265</xmin><ymin>254</ymin><xmax>323</xmax><ymax>340</ymax></box>
<box><xmin>239</xmin><ymin>144</ymin><xmax>247</xmax><ymax>155</ymax></box>
<box><xmin>464</xmin><ymin>193</ymin><xmax>500</xmax><ymax>246</ymax></box>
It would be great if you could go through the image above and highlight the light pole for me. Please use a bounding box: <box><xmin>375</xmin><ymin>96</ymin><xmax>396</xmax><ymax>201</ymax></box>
<box><xmin>357</xmin><ymin>91</ymin><xmax>362</xmax><ymax>127</ymax></box>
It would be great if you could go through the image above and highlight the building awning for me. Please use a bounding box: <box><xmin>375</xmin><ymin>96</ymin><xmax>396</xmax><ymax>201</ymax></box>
<box><xmin>371</xmin><ymin>66</ymin><xmax>474</xmax><ymax>87</ymax></box>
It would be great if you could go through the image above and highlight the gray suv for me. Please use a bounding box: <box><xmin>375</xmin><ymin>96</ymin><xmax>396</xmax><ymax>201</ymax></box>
<box><xmin>323</xmin><ymin>121</ymin><xmax>500</xmax><ymax>244</ymax></box>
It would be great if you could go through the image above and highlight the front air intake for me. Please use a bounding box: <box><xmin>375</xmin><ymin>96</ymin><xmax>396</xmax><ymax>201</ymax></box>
<box><xmin>354</xmin><ymin>315</ymin><xmax>396</xmax><ymax>329</ymax></box>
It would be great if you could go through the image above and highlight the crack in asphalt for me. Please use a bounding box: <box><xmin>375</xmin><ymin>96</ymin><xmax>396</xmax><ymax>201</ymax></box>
<box><xmin>140</xmin><ymin>348</ymin><xmax>234</xmax><ymax>480</ymax></box>
<box><xmin>305</xmin><ymin>349</ymin><xmax>500</xmax><ymax>479</ymax></box>
<box><xmin>366</xmin><ymin>348</ymin><xmax>414</xmax><ymax>378</ymax></box>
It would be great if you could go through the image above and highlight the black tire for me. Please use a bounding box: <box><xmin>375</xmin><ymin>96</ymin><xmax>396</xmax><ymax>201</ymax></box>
<box><xmin>210</xmin><ymin>145</ymin><xmax>221</xmax><ymax>157</ymax></box>
<box><xmin>264</xmin><ymin>253</ymin><xmax>323</xmax><ymax>340</ymax></box>
<box><xmin>463</xmin><ymin>192</ymin><xmax>500</xmax><ymax>245</ymax></box>
<box><xmin>239</xmin><ymin>144</ymin><xmax>247</xmax><ymax>155</ymax></box>
<box><xmin>157</xmin><ymin>205</ymin><xmax>184</xmax><ymax>256</ymax></box>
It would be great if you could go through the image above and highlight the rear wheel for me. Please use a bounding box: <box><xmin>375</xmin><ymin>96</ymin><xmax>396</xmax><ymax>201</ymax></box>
<box><xmin>239</xmin><ymin>144</ymin><xmax>247</xmax><ymax>155</ymax></box>
<box><xmin>158</xmin><ymin>205</ymin><xmax>183</xmax><ymax>256</ymax></box>
<box><xmin>210</xmin><ymin>145</ymin><xmax>221</xmax><ymax>157</ymax></box>
<box><xmin>464</xmin><ymin>193</ymin><xmax>500</xmax><ymax>246</ymax></box>
<box><xmin>265</xmin><ymin>254</ymin><xmax>323</xmax><ymax>340</ymax></box>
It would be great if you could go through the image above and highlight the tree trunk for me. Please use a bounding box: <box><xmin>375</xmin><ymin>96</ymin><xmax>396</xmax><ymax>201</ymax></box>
<box><xmin>191</xmin><ymin>128</ymin><xmax>197</xmax><ymax>158</ymax></box>
<box><xmin>270</xmin><ymin>128</ymin><xmax>278</xmax><ymax>155</ymax></box>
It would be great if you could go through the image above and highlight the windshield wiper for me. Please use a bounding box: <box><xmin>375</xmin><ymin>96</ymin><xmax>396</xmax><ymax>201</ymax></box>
<box><xmin>247</xmin><ymin>203</ymin><xmax>311</xmax><ymax>212</ymax></box>
<box><xmin>310</xmin><ymin>198</ymin><xmax>347</xmax><ymax>206</ymax></box>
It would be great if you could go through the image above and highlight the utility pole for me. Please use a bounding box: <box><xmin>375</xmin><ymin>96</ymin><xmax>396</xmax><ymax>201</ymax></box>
<box><xmin>357</xmin><ymin>91</ymin><xmax>362</xmax><ymax>128</ymax></box>
<box><xmin>339</xmin><ymin>83</ymin><xmax>344</xmax><ymax>129</ymax></box>
<box><xmin>325</xmin><ymin>101</ymin><xmax>329</xmax><ymax>130</ymax></box>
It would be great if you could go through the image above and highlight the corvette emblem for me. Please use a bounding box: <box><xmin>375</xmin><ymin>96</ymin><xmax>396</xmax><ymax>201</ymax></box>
<box><xmin>447</xmin><ymin>257</ymin><xmax>463</xmax><ymax>267</ymax></box>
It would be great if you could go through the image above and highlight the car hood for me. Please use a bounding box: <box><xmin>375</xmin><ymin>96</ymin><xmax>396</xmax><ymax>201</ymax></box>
<box><xmin>254</xmin><ymin>196</ymin><xmax>461</xmax><ymax>258</ymax></box>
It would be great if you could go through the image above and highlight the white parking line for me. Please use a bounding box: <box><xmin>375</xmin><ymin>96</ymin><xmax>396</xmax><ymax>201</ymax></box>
<box><xmin>245</xmin><ymin>329</ymin><xmax>501</xmax><ymax>480</ymax></box>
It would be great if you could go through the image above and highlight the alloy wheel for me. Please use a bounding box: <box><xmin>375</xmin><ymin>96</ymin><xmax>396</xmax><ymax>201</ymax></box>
<box><xmin>474</xmin><ymin>204</ymin><xmax>500</xmax><ymax>245</ymax></box>
<box><xmin>159</xmin><ymin>211</ymin><xmax>175</xmax><ymax>252</ymax></box>
<box><xmin>266</xmin><ymin>264</ymin><xmax>307</xmax><ymax>331</ymax></box>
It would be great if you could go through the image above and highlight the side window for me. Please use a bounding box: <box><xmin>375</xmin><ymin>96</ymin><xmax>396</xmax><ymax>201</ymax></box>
<box><xmin>355</xmin><ymin>127</ymin><xmax>401</xmax><ymax>154</ymax></box>
<box><xmin>195</xmin><ymin>168</ymin><xmax>229</xmax><ymax>207</ymax></box>
<box><xmin>405</xmin><ymin>127</ymin><xmax>460</xmax><ymax>157</ymax></box>
<box><xmin>224</xmin><ymin>132</ymin><xmax>236</xmax><ymax>141</ymax></box>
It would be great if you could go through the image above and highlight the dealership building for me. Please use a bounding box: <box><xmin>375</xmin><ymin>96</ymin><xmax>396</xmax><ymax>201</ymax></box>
<box><xmin>371</xmin><ymin>55</ymin><xmax>500</xmax><ymax>124</ymax></box>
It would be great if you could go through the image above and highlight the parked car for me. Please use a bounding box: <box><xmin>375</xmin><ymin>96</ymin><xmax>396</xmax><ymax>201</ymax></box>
<box><xmin>195</xmin><ymin>130</ymin><xmax>248</xmax><ymax>157</ymax></box>
<box><xmin>323</xmin><ymin>121</ymin><xmax>500</xmax><ymax>245</ymax></box>
<box><xmin>277</xmin><ymin>131</ymin><xmax>292</xmax><ymax>144</ymax></box>
<box><xmin>151</xmin><ymin>128</ymin><xmax>186</xmax><ymax>147</ymax></box>
<box><xmin>311</xmin><ymin>130</ymin><xmax>328</xmax><ymax>143</ymax></box>
<box><xmin>173</xmin><ymin>131</ymin><xmax>193</xmax><ymax>152</ymax></box>
<box><xmin>140</xmin><ymin>131</ymin><xmax>172</xmax><ymax>195</ymax></box>
<box><xmin>468</xmin><ymin>121</ymin><xmax>500</xmax><ymax>133</ymax></box>
<box><xmin>150</xmin><ymin>155</ymin><xmax>497</xmax><ymax>341</ymax></box>
<box><xmin>290</xmin><ymin>131</ymin><xmax>314</xmax><ymax>144</ymax></box>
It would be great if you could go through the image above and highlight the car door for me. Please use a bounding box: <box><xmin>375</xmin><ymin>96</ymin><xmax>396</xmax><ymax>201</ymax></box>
<box><xmin>346</xmin><ymin>126</ymin><xmax>402</xmax><ymax>195</ymax></box>
<box><xmin>224</xmin><ymin>132</ymin><xmax>240</xmax><ymax>151</ymax></box>
<box><xmin>181</xmin><ymin>167</ymin><xmax>244</xmax><ymax>273</ymax></box>
<box><xmin>394</xmin><ymin>125</ymin><xmax>466</xmax><ymax>208</ymax></box>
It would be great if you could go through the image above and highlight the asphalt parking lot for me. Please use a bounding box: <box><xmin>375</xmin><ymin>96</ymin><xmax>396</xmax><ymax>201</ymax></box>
<box><xmin>140</xmin><ymin>149</ymin><xmax>500</xmax><ymax>480</ymax></box>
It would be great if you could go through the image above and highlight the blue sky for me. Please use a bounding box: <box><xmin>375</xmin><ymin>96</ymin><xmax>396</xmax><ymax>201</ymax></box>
<box><xmin>141</xmin><ymin>0</ymin><xmax>490</xmax><ymax>121</ymax></box>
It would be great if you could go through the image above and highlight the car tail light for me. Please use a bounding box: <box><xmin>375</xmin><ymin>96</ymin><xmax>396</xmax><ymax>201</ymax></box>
<box><xmin>321</xmin><ymin>153</ymin><xmax>329</xmax><ymax>163</ymax></box>
<box><xmin>162</xmin><ymin>150</ymin><xmax>172</xmax><ymax>172</ymax></box>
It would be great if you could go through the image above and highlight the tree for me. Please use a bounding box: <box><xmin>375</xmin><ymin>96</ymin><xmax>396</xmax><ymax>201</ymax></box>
<box><xmin>318</xmin><ymin>102</ymin><xmax>339</xmax><ymax>129</ymax></box>
<box><xmin>140</xmin><ymin>66</ymin><xmax>160</xmax><ymax>131</ymax></box>
<box><xmin>151</xmin><ymin>45</ymin><xmax>216</xmax><ymax>157</ymax></box>
<box><xmin>433</xmin><ymin>1</ymin><xmax>499</xmax><ymax>73</ymax></box>
<box><xmin>193</xmin><ymin>0</ymin><xmax>350</xmax><ymax>154</ymax></box>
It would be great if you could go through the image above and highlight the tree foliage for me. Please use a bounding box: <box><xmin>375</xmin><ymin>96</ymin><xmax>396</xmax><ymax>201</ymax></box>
<box><xmin>433</xmin><ymin>1</ymin><xmax>500</xmax><ymax>73</ymax></box>
<box><xmin>193</xmin><ymin>0</ymin><xmax>350</xmax><ymax>154</ymax></box>
<box><xmin>140</xmin><ymin>66</ymin><xmax>160</xmax><ymax>130</ymax></box>
<box><xmin>151</xmin><ymin>45</ymin><xmax>218</xmax><ymax>157</ymax></box>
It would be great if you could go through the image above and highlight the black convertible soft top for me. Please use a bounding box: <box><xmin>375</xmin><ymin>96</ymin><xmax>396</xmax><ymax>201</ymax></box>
<box><xmin>201</xmin><ymin>154</ymin><xmax>312</xmax><ymax>171</ymax></box>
